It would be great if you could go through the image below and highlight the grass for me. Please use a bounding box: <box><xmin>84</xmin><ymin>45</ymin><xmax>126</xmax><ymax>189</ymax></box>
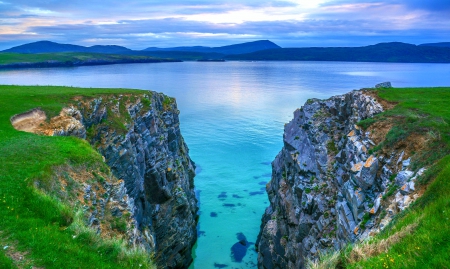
<box><xmin>347</xmin><ymin>155</ymin><xmax>450</xmax><ymax>269</ymax></box>
<box><xmin>0</xmin><ymin>52</ymin><xmax>174</xmax><ymax>66</ymax></box>
<box><xmin>0</xmin><ymin>85</ymin><xmax>156</xmax><ymax>268</ymax></box>
<box><xmin>0</xmin><ymin>249</ymin><xmax>16</xmax><ymax>269</ymax></box>
<box><xmin>312</xmin><ymin>87</ymin><xmax>450</xmax><ymax>268</ymax></box>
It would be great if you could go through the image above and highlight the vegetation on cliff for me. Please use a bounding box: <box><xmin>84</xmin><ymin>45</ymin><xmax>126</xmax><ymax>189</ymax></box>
<box><xmin>0</xmin><ymin>85</ymin><xmax>157</xmax><ymax>268</ymax></box>
<box><xmin>311</xmin><ymin>87</ymin><xmax>450</xmax><ymax>268</ymax></box>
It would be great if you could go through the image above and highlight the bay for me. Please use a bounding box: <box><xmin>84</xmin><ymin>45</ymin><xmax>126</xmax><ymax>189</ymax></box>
<box><xmin>1</xmin><ymin>61</ymin><xmax>449</xmax><ymax>268</ymax></box>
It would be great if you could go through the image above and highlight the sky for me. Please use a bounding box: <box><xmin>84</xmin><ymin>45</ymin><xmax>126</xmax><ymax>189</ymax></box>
<box><xmin>0</xmin><ymin>0</ymin><xmax>449</xmax><ymax>50</ymax></box>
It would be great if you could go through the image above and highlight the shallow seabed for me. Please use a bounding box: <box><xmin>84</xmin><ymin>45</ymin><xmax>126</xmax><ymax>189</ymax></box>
<box><xmin>1</xmin><ymin>61</ymin><xmax>450</xmax><ymax>268</ymax></box>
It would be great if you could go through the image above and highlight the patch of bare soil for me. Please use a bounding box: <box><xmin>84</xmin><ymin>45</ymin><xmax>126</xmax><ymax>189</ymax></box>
<box><xmin>0</xmin><ymin>232</ymin><xmax>44</xmax><ymax>269</ymax></box>
<box><xmin>10</xmin><ymin>108</ymin><xmax>46</xmax><ymax>133</ymax></box>
<box><xmin>393</xmin><ymin>132</ymin><xmax>428</xmax><ymax>159</ymax></box>
<box><xmin>362</xmin><ymin>89</ymin><xmax>397</xmax><ymax>110</ymax></box>
<box><xmin>11</xmin><ymin>107</ymin><xmax>84</xmax><ymax>137</ymax></box>
<box><xmin>367</xmin><ymin>120</ymin><xmax>393</xmax><ymax>145</ymax></box>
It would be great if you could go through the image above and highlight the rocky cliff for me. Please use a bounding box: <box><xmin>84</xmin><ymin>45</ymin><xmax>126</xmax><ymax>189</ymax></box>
<box><xmin>257</xmin><ymin>90</ymin><xmax>425</xmax><ymax>268</ymax></box>
<box><xmin>18</xmin><ymin>92</ymin><xmax>198</xmax><ymax>268</ymax></box>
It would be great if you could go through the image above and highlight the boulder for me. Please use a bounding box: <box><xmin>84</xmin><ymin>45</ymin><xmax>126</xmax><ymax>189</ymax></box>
<box><xmin>395</xmin><ymin>171</ymin><xmax>414</xmax><ymax>186</ymax></box>
<box><xmin>357</xmin><ymin>155</ymin><xmax>378</xmax><ymax>190</ymax></box>
<box><xmin>375</xmin><ymin>82</ymin><xmax>392</xmax><ymax>88</ymax></box>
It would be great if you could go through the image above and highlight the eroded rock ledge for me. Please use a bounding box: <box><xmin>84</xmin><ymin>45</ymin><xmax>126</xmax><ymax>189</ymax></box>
<box><xmin>257</xmin><ymin>90</ymin><xmax>424</xmax><ymax>269</ymax></box>
<box><xmin>12</xmin><ymin>92</ymin><xmax>197</xmax><ymax>269</ymax></box>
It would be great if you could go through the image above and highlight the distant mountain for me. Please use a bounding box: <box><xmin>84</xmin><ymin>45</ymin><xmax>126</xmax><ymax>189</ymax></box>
<box><xmin>85</xmin><ymin>45</ymin><xmax>132</xmax><ymax>54</ymax></box>
<box><xmin>226</xmin><ymin>42</ymin><xmax>450</xmax><ymax>63</ymax></box>
<box><xmin>124</xmin><ymin>50</ymin><xmax>225</xmax><ymax>61</ymax></box>
<box><xmin>419</xmin><ymin>42</ymin><xmax>450</xmax><ymax>48</ymax></box>
<box><xmin>143</xmin><ymin>40</ymin><xmax>281</xmax><ymax>55</ymax></box>
<box><xmin>2</xmin><ymin>41</ymin><xmax>132</xmax><ymax>54</ymax></box>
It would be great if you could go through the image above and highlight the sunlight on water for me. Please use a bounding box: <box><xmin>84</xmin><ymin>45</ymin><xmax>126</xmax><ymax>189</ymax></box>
<box><xmin>1</xmin><ymin>61</ymin><xmax>450</xmax><ymax>268</ymax></box>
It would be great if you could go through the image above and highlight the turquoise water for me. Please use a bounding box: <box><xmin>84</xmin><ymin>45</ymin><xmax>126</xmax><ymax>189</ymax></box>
<box><xmin>1</xmin><ymin>61</ymin><xmax>450</xmax><ymax>268</ymax></box>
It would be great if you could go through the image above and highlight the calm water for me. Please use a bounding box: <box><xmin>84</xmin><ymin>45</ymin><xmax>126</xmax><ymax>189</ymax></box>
<box><xmin>1</xmin><ymin>61</ymin><xmax>449</xmax><ymax>268</ymax></box>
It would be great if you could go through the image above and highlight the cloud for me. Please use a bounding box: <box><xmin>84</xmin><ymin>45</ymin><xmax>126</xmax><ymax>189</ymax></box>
<box><xmin>0</xmin><ymin>0</ymin><xmax>449</xmax><ymax>50</ymax></box>
<box><xmin>322</xmin><ymin>0</ymin><xmax>450</xmax><ymax>11</ymax></box>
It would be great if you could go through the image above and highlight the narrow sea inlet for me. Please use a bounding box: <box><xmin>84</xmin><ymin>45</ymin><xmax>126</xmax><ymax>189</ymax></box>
<box><xmin>1</xmin><ymin>61</ymin><xmax>450</xmax><ymax>268</ymax></box>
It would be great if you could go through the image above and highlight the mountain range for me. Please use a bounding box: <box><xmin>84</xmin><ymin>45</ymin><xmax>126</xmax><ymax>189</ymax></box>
<box><xmin>2</xmin><ymin>40</ymin><xmax>450</xmax><ymax>63</ymax></box>
<box><xmin>419</xmin><ymin>42</ymin><xmax>450</xmax><ymax>48</ymax></box>
<box><xmin>2</xmin><ymin>40</ymin><xmax>279</xmax><ymax>55</ymax></box>
<box><xmin>226</xmin><ymin>42</ymin><xmax>450</xmax><ymax>63</ymax></box>
<box><xmin>142</xmin><ymin>40</ymin><xmax>280</xmax><ymax>54</ymax></box>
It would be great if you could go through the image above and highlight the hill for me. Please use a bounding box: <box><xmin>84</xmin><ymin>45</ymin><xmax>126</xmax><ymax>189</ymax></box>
<box><xmin>419</xmin><ymin>42</ymin><xmax>450</xmax><ymax>48</ymax></box>
<box><xmin>143</xmin><ymin>40</ymin><xmax>281</xmax><ymax>54</ymax></box>
<box><xmin>2</xmin><ymin>41</ymin><xmax>132</xmax><ymax>54</ymax></box>
<box><xmin>123</xmin><ymin>50</ymin><xmax>225</xmax><ymax>61</ymax></box>
<box><xmin>226</xmin><ymin>42</ymin><xmax>450</xmax><ymax>63</ymax></box>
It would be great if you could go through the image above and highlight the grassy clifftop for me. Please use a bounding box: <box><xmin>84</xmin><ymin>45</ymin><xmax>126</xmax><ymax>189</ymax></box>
<box><xmin>0</xmin><ymin>85</ymin><xmax>156</xmax><ymax>268</ymax></box>
<box><xmin>311</xmin><ymin>87</ymin><xmax>450</xmax><ymax>268</ymax></box>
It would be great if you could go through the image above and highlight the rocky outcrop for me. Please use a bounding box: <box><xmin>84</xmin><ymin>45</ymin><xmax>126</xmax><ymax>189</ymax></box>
<box><xmin>257</xmin><ymin>90</ymin><xmax>424</xmax><ymax>269</ymax></box>
<box><xmin>22</xmin><ymin>92</ymin><xmax>198</xmax><ymax>268</ymax></box>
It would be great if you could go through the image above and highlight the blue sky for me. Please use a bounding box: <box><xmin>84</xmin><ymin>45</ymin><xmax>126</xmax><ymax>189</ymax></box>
<box><xmin>0</xmin><ymin>0</ymin><xmax>449</xmax><ymax>50</ymax></box>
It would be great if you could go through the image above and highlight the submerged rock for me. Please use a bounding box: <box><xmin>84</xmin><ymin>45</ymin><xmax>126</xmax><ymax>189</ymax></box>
<box><xmin>231</xmin><ymin>233</ymin><xmax>250</xmax><ymax>262</ymax></box>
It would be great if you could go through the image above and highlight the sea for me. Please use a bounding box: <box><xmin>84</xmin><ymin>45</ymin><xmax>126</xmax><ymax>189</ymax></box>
<box><xmin>1</xmin><ymin>61</ymin><xmax>450</xmax><ymax>268</ymax></box>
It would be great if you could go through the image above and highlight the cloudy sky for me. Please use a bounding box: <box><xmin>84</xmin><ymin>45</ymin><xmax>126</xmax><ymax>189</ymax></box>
<box><xmin>0</xmin><ymin>0</ymin><xmax>449</xmax><ymax>50</ymax></box>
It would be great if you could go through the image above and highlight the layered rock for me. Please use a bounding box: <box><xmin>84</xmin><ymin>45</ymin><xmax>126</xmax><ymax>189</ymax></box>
<box><xmin>257</xmin><ymin>90</ymin><xmax>423</xmax><ymax>269</ymax></box>
<box><xmin>23</xmin><ymin>92</ymin><xmax>198</xmax><ymax>269</ymax></box>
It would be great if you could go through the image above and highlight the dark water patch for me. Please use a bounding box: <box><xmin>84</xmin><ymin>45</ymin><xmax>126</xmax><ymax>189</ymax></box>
<box><xmin>231</xmin><ymin>233</ymin><xmax>249</xmax><ymax>262</ymax></box>
<box><xmin>223</xmin><ymin>203</ymin><xmax>236</xmax><ymax>207</ymax></box>
<box><xmin>214</xmin><ymin>263</ymin><xmax>228</xmax><ymax>268</ymax></box>
<box><xmin>195</xmin><ymin>189</ymin><xmax>202</xmax><ymax>205</ymax></box>
<box><xmin>258</xmin><ymin>181</ymin><xmax>268</xmax><ymax>185</ymax></box>
<box><xmin>232</xmin><ymin>194</ymin><xmax>244</xmax><ymax>198</ymax></box>
<box><xmin>249</xmin><ymin>191</ymin><xmax>264</xmax><ymax>196</ymax></box>
<box><xmin>198</xmin><ymin>230</ymin><xmax>206</xmax><ymax>237</ymax></box>
<box><xmin>260</xmin><ymin>187</ymin><xmax>266</xmax><ymax>191</ymax></box>
<box><xmin>195</xmin><ymin>164</ymin><xmax>202</xmax><ymax>174</ymax></box>
<box><xmin>210</xmin><ymin>212</ymin><xmax>218</xmax><ymax>217</ymax></box>
<box><xmin>253</xmin><ymin>175</ymin><xmax>260</xmax><ymax>179</ymax></box>
<box><xmin>218</xmin><ymin>192</ymin><xmax>227</xmax><ymax>200</ymax></box>
<box><xmin>261</xmin><ymin>161</ymin><xmax>271</xmax><ymax>165</ymax></box>
<box><xmin>243</xmin><ymin>189</ymin><xmax>248</xmax><ymax>192</ymax></box>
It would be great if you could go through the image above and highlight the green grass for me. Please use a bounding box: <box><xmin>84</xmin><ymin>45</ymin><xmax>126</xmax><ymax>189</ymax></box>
<box><xmin>377</xmin><ymin>87</ymin><xmax>450</xmax><ymax>170</ymax></box>
<box><xmin>342</xmin><ymin>87</ymin><xmax>450</xmax><ymax>268</ymax></box>
<box><xmin>0</xmin><ymin>85</ymin><xmax>155</xmax><ymax>268</ymax></box>
<box><xmin>347</xmin><ymin>156</ymin><xmax>450</xmax><ymax>269</ymax></box>
<box><xmin>0</xmin><ymin>249</ymin><xmax>16</xmax><ymax>269</ymax></box>
<box><xmin>0</xmin><ymin>52</ymin><xmax>171</xmax><ymax>65</ymax></box>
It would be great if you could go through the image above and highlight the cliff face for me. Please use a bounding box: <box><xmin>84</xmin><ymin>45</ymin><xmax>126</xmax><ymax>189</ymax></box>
<box><xmin>257</xmin><ymin>90</ymin><xmax>424</xmax><ymax>268</ymax></box>
<box><xmin>32</xmin><ymin>92</ymin><xmax>198</xmax><ymax>268</ymax></box>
